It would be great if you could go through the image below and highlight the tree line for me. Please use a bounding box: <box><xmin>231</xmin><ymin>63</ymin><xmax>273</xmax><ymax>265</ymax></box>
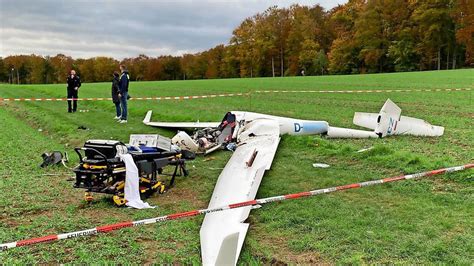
<box><xmin>1</xmin><ymin>0</ymin><xmax>472</xmax><ymax>84</ymax></box>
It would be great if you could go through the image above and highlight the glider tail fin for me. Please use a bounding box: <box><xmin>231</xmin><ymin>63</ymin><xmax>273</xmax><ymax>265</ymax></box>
<box><xmin>374</xmin><ymin>98</ymin><xmax>402</xmax><ymax>137</ymax></box>
<box><xmin>353</xmin><ymin>100</ymin><xmax>444</xmax><ymax>137</ymax></box>
<box><xmin>326</xmin><ymin>99</ymin><xmax>401</xmax><ymax>138</ymax></box>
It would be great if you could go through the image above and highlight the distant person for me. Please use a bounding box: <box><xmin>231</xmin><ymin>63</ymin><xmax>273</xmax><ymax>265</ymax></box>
<box><xmin>67</xmin><ymin>69</ymin><xmax>81</xmax><ymax>112</ymax></box>
<box><xmin>111</xmin><ymin>71</ymin><xmax>121</xmax><ymax>120</ymax></box>
<box><xmin>301</xmin><ymin>69</ymin><xmax>305</xmax><ymax>76</ymax></box>
<box><xmin>118</xmin><ymin>64</ymin><xmax>130</xmax><ymax>123</ymax></box>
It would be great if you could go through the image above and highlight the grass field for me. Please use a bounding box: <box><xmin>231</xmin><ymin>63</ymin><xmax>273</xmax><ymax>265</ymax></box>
<box><xmin>0</xmin><ymin>69</ymin><xmax>473</xmax><ymax>264</ymax></box>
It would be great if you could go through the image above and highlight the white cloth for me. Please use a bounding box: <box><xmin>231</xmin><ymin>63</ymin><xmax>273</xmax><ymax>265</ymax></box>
<box><xmin>119</xmin><ymin>154</ymin><xmax>155</xmax><ymax>209</ymax></box>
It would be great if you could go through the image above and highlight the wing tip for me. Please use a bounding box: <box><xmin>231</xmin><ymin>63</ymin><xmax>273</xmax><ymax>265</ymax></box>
<box><xmin>434</xmin><ymin>125</ymin><xmax>445</xmax><ymax>136</ymax></box>
<box><xmin>201</xmin><ymin>222</ymin><xmax>249</xmax><ymax>266</ymax></box>
<box><xmin>143</xmin><ymin>110</ymin><xmax>152</xmax><ymax>124</ymax></box>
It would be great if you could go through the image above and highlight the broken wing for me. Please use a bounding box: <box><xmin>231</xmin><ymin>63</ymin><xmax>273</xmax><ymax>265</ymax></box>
<box><xmin>200</xmin><ymin>118</ymin><xmax>281</xmax><ymax>266</ymax></box>
<box><xmin>353</xmin><ymin>113</ymin><xmax>444</xmax><ymax>136</ymax></box>
<box><xmin>143</xmin><ymin>110</ymin><xmax>220</xmax><ymax>129</ymax></box>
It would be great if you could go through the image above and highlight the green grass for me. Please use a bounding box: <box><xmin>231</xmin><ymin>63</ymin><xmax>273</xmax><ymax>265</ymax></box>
<box><xmin>0</xmin><ymin>69</ymin><xmax>473</xmax><ymax>264</ymax></box>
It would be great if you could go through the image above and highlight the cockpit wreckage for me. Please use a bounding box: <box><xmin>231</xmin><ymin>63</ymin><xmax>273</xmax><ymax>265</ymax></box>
<box><xmin>142</xmin><ymin>99</ymin><xmax>444</xmax><ymax>265</ymax></box>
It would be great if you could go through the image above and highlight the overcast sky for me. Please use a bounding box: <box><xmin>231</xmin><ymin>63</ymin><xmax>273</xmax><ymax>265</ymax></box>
<box><xmin>0</xmin><ymin>0</ymin><xmax>347</xmax><ymax>59</ymax></box>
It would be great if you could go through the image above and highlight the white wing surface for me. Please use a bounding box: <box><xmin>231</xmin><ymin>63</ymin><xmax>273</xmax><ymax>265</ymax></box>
<box><xmin>200</xmin><ymin>118</ymin><xmax>281</xmax><ymax>266</ymax></box>
<box><xmin>391</xmin><ymin>116</ymin><xmax>444</xmax><ymax>136</ymax></box>
<box><xmin>353</xmin><ymin>114</ymin><xmax>444</xmax><ymax>137</ymax></box>
<box><xmin>143</xmin><ymin>111</ymin><xmax>220</xmax><ymax>129</ymax></box>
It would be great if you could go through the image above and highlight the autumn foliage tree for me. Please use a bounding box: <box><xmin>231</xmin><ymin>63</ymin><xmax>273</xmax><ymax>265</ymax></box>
<box><xmin>455</xmin><ymin>0</ymin><xmax>474</xmax><ymax>66</ymax></box>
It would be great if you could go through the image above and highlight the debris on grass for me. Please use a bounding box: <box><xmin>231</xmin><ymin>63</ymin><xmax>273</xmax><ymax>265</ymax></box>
<box><xmin>40</xmin><ymin>151</ymin><xmax>66</xmax><ymax>168</ymax></box>
<box><xmin>357</xmin><ymin>147</ymin><xmax>374</xmax><ymax>153</ymax></box>
<box><xmin>312</xmin><ymin>163</ymin><xmax>330</xmax><ymax>168</ymax></box>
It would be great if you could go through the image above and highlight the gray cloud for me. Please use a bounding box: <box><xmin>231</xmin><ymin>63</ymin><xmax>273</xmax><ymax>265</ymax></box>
<box><xmin>0</xmin><ymin>0</ymin><xmax>347</xmax><ymax>59</ymax></box>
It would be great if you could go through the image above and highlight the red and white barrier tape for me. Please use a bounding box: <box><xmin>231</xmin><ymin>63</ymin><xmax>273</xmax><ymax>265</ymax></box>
<box><xmin>0</xmin><ymin>93</ymin><xmax>248</xmax><ymax>102</ymax></box>
<box><xmin>1</xmin><ymin>163</ymin><xmax>472</xmax><ymax>252</ymax></box>
<box><xmin>0</xmin><ymin>88</ymin><xmax>470</xmax><ymax>102</ymax></box>
<box><xmin>255</xmin><ymin>88</ymin><xmax>472</xmax><ymax>94</ymax></box>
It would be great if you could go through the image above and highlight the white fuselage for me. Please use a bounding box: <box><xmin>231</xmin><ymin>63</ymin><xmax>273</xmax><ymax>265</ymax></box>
<box><xmin>230</xmin><ymin>111</ymin><xmax>329</xmax><ymax>136</ymax></box>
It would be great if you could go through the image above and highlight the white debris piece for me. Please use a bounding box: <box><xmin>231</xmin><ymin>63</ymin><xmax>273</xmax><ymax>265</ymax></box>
<box><xmin>312</xmin><ymin>163</ymin><xmax>330</xmax><ymax>168</ymax></box>
<box><xmin>357</xmin><ymin>147</ymin><xmax>374</xmax><ymax>153</ymax></box>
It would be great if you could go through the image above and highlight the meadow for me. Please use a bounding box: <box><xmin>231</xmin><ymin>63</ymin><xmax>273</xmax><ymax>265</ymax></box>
<box><xmin>0</xmin><ymin>69</ymin><xmax>473</xmax><ymax>264</ymax></box>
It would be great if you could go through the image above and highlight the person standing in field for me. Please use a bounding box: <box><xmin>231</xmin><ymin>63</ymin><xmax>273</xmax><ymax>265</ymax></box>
<box><xmin>118</xmin><ymin>64</ymin><xmax>130</xmax><ymax>123</ymax></box>
<box><xmin>111</xmin><ymin>71</ymin><xmax>121</xmax><ymax>120</ymax></box>
<box><xmin>67</xmin><ymin>69</ymin><xmax>81</xmax><ymax>113</ymax></box>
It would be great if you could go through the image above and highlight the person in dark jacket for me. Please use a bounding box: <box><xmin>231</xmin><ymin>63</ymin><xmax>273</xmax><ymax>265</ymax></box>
<box><xmin>118</xmin><ymin>64</ymin><xmax>130</xmax><ymax>123</ymax></box>
<box><xmin>111</xmin><ymin>71</ymin><xmax>121</xmax><ymax>119</ymax></box>
<box><xmin>67</xmin><ymin>69</ymin><xmax>81</xmax><ymax>112</ymax></box>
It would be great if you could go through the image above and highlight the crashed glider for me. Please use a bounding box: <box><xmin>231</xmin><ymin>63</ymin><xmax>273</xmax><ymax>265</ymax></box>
<box><xmin>143</xmin><ymin>99</ymin><xmax>443</xmax><ymax>265</ymax></box>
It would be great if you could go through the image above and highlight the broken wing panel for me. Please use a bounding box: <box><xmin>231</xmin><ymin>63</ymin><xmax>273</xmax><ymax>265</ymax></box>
<box><xmin>145</xmin><ymin>121</ymin><xmax>220</xmax><ymax>129</ymax></box>
<box><xmin>200</xmin><ymin>119</ymin><xmax>280</xmax><ymax>266</ymax></box>
<box><xmin>353</xmin><ymin>113</ymin><xmax>444</xmax><ymax>137</ymax></box>
<box><xmin>393</xmin><ymin>116</ymin><xmax>444</xmax><ymax>136</ymax></box>
<box><xmin>143</xmin><ymin>111</ymin><xmax>220</xmax><ymax>129</ymax></box>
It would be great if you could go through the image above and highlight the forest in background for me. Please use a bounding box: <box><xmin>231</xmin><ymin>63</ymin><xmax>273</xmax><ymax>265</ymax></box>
<box><xmin>1</xmin><ymin>0</ymin><xmax>473</xmax><ymax>84</ymax></box>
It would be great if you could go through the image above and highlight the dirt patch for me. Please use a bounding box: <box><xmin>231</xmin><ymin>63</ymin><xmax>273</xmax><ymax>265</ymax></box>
<box><xmin>138</xmin><ymin>233</ymin><xmax>190</xmax><ymax>265</ymax></box>
<box><xmin>253</xmin><ymin>230</ymin><xmax>329</xmax><ymax>264</ymax></box>
<box><xmin>442</xmin><ymin>225</ymin><xmax>467</xmax><ymax>240</ymax></box>
<box><xmin>1</xmin><ymin>219</ymin><xmax>20</xmax><ymax>227</ymax></box>
<box><xmin>259</xmin><ymin>253</ymin><xmax>330</xmax><ymax>265</ymax></box>
<box><xmin>152</xmin><ymin>186</ymin><xmax>205</xmax><ymax>209</ymax></box>
<box><xmin>449</xmin><ymin>138</ymin><xmax>471</xmax><ymax>149</ymax></box>
<box><xmin>431</xmin><ymin>179</ymin><xmax>467</xmax><ymax>194</ymax></box>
